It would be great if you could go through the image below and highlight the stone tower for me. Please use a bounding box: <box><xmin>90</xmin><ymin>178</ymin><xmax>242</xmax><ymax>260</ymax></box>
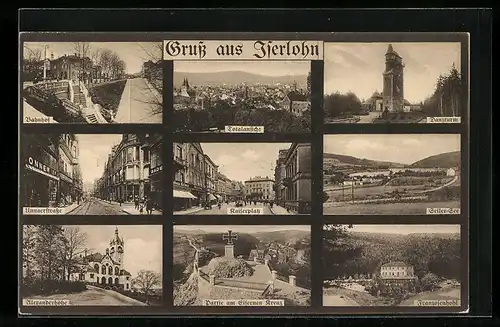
<box><xmin>109</xmin><ymin>227</ymin><xmax>124</xmax><ymax>268</ymax></box>
<box><xmin>382</xmin><ymin>44</ymin><xmax>405</xmax><ymax>112</ymax></box>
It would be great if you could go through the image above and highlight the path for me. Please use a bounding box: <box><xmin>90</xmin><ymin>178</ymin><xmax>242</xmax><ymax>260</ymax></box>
<box><xmin>416</xmin><ymin>175</ymin><xmax>459</xmax><ymax>194</ymax></box>
<box><xmin>115</xmin><ymin>78</ymin><xmax>162</xmax><ymax>123</ymax></box>
<box><xmin>24</xmin><ymin>285</ymin><xmax>146</xmax><ymax>306</ymax></box>
<box><xmin>355</xmin><ymin>112</ymin><xmax>380</xmax><ymax>123</ymax></box>
<box><xmin>69</xmin><ymin>198</ymin><xmax>128</xmax><ymax>215</ymax></box>
<box><xmin>323</xmin><ymin>294</ymin><xmax>359</xmax><ymax>306</ymax></box>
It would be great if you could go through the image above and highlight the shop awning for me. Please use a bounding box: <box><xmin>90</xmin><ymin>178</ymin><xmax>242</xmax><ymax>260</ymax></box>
<box><xmin>173</xmin><ymin>190</ymin><xmax>197</xmax><ymax>199</ymax></box>
<box><xmin>208</xmin><ymin>193</ymin><xmax>217</xmax><ymax>201</ymax></box>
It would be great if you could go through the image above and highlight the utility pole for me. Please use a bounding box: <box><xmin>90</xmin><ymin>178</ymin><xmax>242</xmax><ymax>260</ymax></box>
<box><xmin>43</xmin><ymin>45</ymin><xmax>48</xmax><ymax>82</ymax></box>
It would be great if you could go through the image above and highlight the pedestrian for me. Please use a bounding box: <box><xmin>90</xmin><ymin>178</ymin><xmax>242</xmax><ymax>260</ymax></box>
<box><xmin>270</xmin><ymin>200</ymin><xmax>274</xmax><ymax>209</ymax></box>
<box><xmin>145</xmin><ymin>197</ymin><xmax>153</xmax><ymax>215</ymax></box>
<box><xmin>134</xmin><ymin>196</ymin><xmax>139</xmax><ymax>210</ymax></box>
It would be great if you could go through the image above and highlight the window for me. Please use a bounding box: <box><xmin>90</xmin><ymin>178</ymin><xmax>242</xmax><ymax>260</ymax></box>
<box><xmin>90</xmin><ymin>273</ymin><xmax>94</xmax><ymax>278</ymax></box>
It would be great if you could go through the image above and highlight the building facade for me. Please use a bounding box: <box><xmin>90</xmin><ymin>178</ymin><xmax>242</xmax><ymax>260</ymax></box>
<box><xmin>23</xmin><ymin>134</ymin><xmax>83</xmax><ymax>208</ymax></box>
<box><xmin>95</xmin><ymin>134</ymin><xmax>151</xmax><ymax>204</ymax></box>
<box><xmin>282</xmin><ymin>90</ymin><xmax>310</xmax><ymax>116</ymax></box>
<box><xmin>282</xmin><ymin>143</ymin><xmax>312</xmax><ymax>214</ymax></box>
<box><xmin>216</xmin><ymin>173</ymin><xmax>232</xmax><ymax>202</ymax></box>
<box><xmin>379</xmin><ymin>261</ymin><xmax>417</xmax><ymax>286</ymax></box>
<box><xmin>244</xmin><ymin>176</ymin><xmax>275</xmax><ymax>201</ymax></box>
<box><xmin>71</xmin><ymin>228</ymin><xmax>132</xmax><ymax>290</ymax></box>
<box><xmin>142</xmin><ymin>134</ymin><xmax>163</xmax><ymax>210</ymax></box>
<box><xmin>274</xmin><ymin>149</ymin><xmax>289</xmax><ymax>205</ymax></box>
<box><xmin>382</xmin><ymin>44</ymin><xmax>405</xmax><ymax>112</ymax></box>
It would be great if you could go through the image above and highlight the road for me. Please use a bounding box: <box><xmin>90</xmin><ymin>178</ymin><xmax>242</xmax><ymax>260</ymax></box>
<box><xmin>115</xmin><ymin>78</ymin><xmax>162</xmax><ymax>123</ymax></box>
<box><xmin>323</xmin><ymin>294</ymin><xmax>359</xmax><ymax>306</ymax></box>
<box><xmin>355</xmin><ymin>111</ymin><xmax>380</xmax><ymax>123</ymax></box>
<box><xmin>24</xmin><ymin>285</ymin><xmax>146</xmax><ymax>306</ymax></box>
<box><xmin>191</xmin><ymin>203</ymin><xmax>273</xmax><ymax>215</ymax></box>
<box><xmin>69</xmin><ymin>198</ymin><xmax>128</xmax><ymax>215</ymax></box>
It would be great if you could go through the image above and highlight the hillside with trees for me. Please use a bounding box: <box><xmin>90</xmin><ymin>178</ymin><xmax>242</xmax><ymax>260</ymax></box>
<box><xmin>173</xmin><ymin>71</ymin><xmax>308</xmax><ymax>88</ymax></box>
<box><xmin>323</xmin><ymin>225</ymin><xmax>461</xmax><ymax>281</ymax></box>
<box><xmin>410</xmin><ymin>151</ymin><xmax>460</xmax><ymax>168</ymax></box>
<box><xmin>323</xmin><ymin>152</ymin><xmax>405</xmax><ymax>168</ymax></box>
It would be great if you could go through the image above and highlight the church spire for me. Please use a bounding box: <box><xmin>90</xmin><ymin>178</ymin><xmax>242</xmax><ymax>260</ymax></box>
<box><xmin>386</xmin><ymin>44</ymin><xmax>394</xmax><ymax>54</ymax></box>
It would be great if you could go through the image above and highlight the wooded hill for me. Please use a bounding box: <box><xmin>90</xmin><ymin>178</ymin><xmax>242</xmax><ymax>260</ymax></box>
<box><xmin>323</xmin><ymin>227</ymin><xmax>461</xmax><ymax>281</ymax></box>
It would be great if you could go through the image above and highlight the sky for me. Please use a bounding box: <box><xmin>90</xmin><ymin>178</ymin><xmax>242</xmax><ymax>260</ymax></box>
<box><xmin>66</xmin><ymin>225</ymin><xmax>162</xmax><ymax>278</ymax></box>
<box><xmin>200</xmin><ymin>143</ymin><xmax>292</xmax><ymax>182</ymax></box>
<box><xmin>175</xmin><ymin>225</ymin><xmax>310</xmax><ymax>233</ymax></box>
<box><xmin>75</xmin><ymin>134</ymin><xmax>122</xmax><ymax>184</ymax></box>
<box><xmin>174</xmin><ymin>60</ymin><xmax>310</xmax><ymax>76</ymax></box>
<box><xmin>24</xmin><ymin>42</ymin><xmax>162</xmax><ymax>74</ymax></box>
<box><xmin>323</xmin><ymin>134</ymin><xmax>460</xmax><ymax>165</ymax></box>
<box><xmin>325</xmin><ymin>224</ymin><xmax>460</xmax><ymax>235</ymax></box>
<box><xmin>323</xmin><ymin>42</ymin><xmax>461</xmax><ymax>103</ymax></box>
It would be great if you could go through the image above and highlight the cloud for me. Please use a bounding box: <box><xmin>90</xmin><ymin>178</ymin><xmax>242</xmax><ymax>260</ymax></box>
<box><xmin>344</xmin><ymin>139</ymin><xmax>385</xmax><ymax>152</ymax></box>
<box><xmin>124</xmin><ymin>238</ymin><xmax>162</xmax><ymax>277</ymax></box>
<box><xmin>215</xmin><ymin>154</ymin><xmax>239</xmax><ymax>167</ymax></box>
<box><xmin>401</xmin><ymin>138</ymin><xmax>422</xmax><ymax>146</ymax></box>
<box><xmin>241</xmin><ymin>149</ymin><xmax>261</xmax><ymax>161</ymax></box>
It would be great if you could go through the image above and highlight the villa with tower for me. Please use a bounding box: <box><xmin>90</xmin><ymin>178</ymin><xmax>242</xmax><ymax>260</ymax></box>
<box><xmin>70</xmin><ymin>227</ymin><xmax>132</xmax><ymax>290</ymax></box>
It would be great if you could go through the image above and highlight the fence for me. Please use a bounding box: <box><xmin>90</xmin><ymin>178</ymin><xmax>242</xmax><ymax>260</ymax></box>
<box><xmin>199</xmin><ymin>270</ymin><xmax>210</xmax><ymax>283</ymax></box>
<box><xmin>216</xmin><ymin>278</ymin><xmax>268</xmax><ymax>291</ymax></box>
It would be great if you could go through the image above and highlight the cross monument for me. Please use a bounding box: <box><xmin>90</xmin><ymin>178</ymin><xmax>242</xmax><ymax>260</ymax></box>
<box><xmin>222</xmin><ymin>230</ymin><xmax>238</xmax><ymax>258</ymax></box>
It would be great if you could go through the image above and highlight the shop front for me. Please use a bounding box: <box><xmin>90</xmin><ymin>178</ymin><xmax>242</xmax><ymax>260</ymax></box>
<box><xmin>173</xmin><ymin>184</ymin><xmax>198</xmax><ymax>212</ymax></box>
<box><xmin>24</xmin><ymin>155</ymin><xmax>59</xmax><ymax>207</ymax></box>
<box><xmin>59</xmin><ymin>173</ymin><xmax>74</xmax><ymax>206</ymax></box>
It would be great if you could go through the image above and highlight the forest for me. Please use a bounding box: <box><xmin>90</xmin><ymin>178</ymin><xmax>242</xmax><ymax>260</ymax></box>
<box><xmin>322</xmin><ymin>225</ymin><xmax>461</xmax><ymax>281</ymax></box>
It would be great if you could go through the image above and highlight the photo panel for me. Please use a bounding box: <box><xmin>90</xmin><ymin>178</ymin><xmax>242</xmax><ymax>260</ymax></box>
<box><xmin>173</xmin><ymin>224</ymin><xmax>311</xmax><ymax>307</ymax></box>
<box><xmin>20</xmin><ymin>224</ymin><xmax>163</xmax><ymax>309</ymax></box>
<box><xmin>323</xmin><ymin>42</ymin><xmax>463</xmax><ymax>125</ymax></box>
<box><xmin>21</xmin><ymin>41</ymin><xmax>163</xmax><ymax>124</ymax></box>
<box><xmin>322</xmin><ymin>224</ymin><xmax>464</xmax><ymax>311</ymax></box>
<box><xmin>322</xmin><ymin>134</ymin><xmax>461</xmax><ymax>216</ymax></box>
<box><xmin>166</xmin><ymin>40</ymin><xmax>324</xmax><ymax>134</ymax></box>
<box><xmin>173</xmin><ymin>142</ymin><xmax>312</xmax><ymax>216</ymax></box>
<box><xmin>22</xmin><ymin>133</ymin><xmax>163</xmax><ymax>216</ymax></box>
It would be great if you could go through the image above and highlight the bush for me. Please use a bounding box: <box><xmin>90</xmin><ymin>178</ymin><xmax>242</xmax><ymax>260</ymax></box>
<box><xmin>88</xmin><ymin>80</ymin><xmax>127</xmax><ymax>114</ymax></box>
<box><xmin>205</xmin><ymin>257</ymin><xmax>254</xmax><ymax>278</ymax></box>
<box><xmin>420</xmin><ymin>272</ymin><xmax>441</xmax><ymax>292</ymax></box>
<box><xmin>21</xmin><ymin>279</ymin><xmax>87</xmax><ymax>297</ymax></box>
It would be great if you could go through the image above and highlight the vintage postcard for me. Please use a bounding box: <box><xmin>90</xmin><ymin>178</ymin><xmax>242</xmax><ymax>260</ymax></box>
<box><xmin>22</xmin><ymin>42</ymin><xmax>163</xmax><ymax>124</ymax></box>
<box><xmin>22</xmin><ymin>133</ymin><xmax>163</xmax><ymax>215</ymax></box>
<box><xmin>324</xmin><ymin>42</ymin><xmax>462</xmax><ymax>124</ymax></box>
<box><xmin>323</xmin><ymin>134</ymin><xmax>461</xmax><ymax>215</ymax></box>
<box><xmin>167</xmin><ymin>40</ymin><xmax>321</xmax><ymax>134</ymax></box>
<box><xmin>173</xmin><ymin>225</ymin><xmax>311</xmax><ymax>307</ymax></box>
<box><xmin>21</xmin><ymin>225</ymin><xmax>163</xmax><ymax>307</ymax></box>
<box><xmin>173</xmin><ymin>142</ymin><xmax>312</xmax><ymax>215</ymax></box>
<box><xmin>322</xmin><ymin>224</ymin><xmax>462</xmax><ymax>309</ymax></box>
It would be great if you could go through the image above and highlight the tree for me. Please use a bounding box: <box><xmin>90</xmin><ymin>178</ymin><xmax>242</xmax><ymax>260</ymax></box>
<box><xmin>132</xmin><ymin>270</ymin><xmax>162</xmax><ymax>305</ymax></box>
<box><xmin>62</xmin><ymin>227</ymin><xmax>88</xmax><ymax>281</ymax></box>
<box><xmin>34</xmin><ymin>225</ymin><xmax>66</xmax><ymax>281</ymax></box>
<box><xmin>324</xmin><ymin>92</ymin><xmax>362</xmax><ymax>118</ymax></box>
<box><xmin>22</xmin><ymin>225</ymin><xmax>38</xmax><ymax>282</ymax></box>
<box><xmin>23</xmin><ymin>46</ymin><xmax>43</xmax><ymax>82</ymax></box>
<box><xmin>306</xmin><ymin>71</ymin><xmax>311</xmax><ymax>97</ymax></box>
<box><xmin>73</xmin><ymin>42</ymin><xmax>92</xmax><ymax>81</ymax></box>
<box><xmin>420</xmin><ymin>272</ymin><xmax>440</xmax><ymax>292</ymax></box>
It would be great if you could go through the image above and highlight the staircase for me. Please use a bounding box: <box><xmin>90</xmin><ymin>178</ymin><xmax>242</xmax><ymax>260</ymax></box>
<box><xmin>72</xmin><ymin>84</ymin><xmax>87</xmax><ymax>107</ymax></box>
<box><xmin>85</xmin><ymin>113</ymin><xmax>99</xmax><ymax>123</ymax></box>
